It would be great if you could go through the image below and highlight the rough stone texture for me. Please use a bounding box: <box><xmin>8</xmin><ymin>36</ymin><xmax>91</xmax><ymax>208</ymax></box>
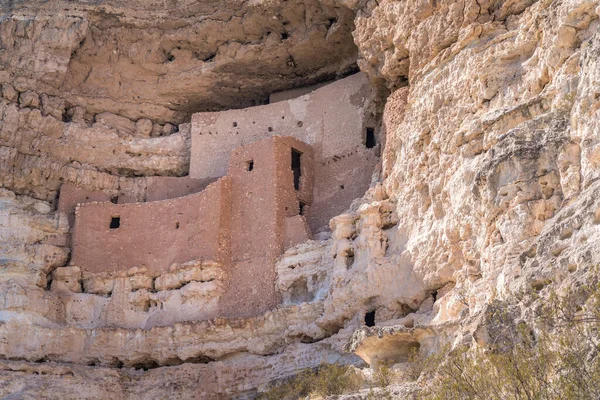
<box><xmin>2</xmin><ymin>0</ymin><xmax>600</xmax><ymax>398</ymax></box>
<box><xmin>0</xmin><ymin>0</ymin><xmax>358</xmax><ymax>123</ymax></box>
<box><xmin>346</xmin><ymin>0</ymin><xmax>600</xmax><ymax>370</ymax></box>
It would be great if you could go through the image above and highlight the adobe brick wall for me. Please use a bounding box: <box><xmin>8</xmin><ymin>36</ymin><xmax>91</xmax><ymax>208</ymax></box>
<box><xmin>145</xmin><ymin>176</ymin><xmax>217</xmax><ymax>202</ymax></box>
<box><xmin>70</xmin><ymin>178</ymin><xmax>232</xmax><ymax>275</ymax></box>
<box><xmin>58</xmin><ymin>184</ymin><xmax>111</xmax><ymax>228</ymax></box>
<box><xmin>268</xmin><ymin>80</ymin><xmax>331</xmax><ymax>103</ymax></box>
<box><xmin>68</xmin><ymin>136</ymin><xmax>313</xmax><ymax>319</ymax></box>
<box><xmin>190</xmin><ymin>73</ymin><xmax>377</xmax><ymax>232</ymax></box>
<box><xmin>58</xmin><ymin>176</ymin><xmax>216</xmax><ymax>229</ymax></box>
<box><xmin>218</xmin><ymin>136</ymin><xmax>313</xmax><ymax>317</ymax></box>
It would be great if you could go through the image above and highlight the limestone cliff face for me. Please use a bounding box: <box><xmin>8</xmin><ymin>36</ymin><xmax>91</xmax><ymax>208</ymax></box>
<box><xmin>1</xmin><ymin>0</ymin><xmax>600</xmax><ymax>398</ymax></box>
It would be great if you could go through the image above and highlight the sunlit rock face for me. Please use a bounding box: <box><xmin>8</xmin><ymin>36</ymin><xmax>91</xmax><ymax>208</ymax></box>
<box><xmin>2</xmin><ymin>0</ymin><xmax>600</xmax><ymax>398</ymax></box>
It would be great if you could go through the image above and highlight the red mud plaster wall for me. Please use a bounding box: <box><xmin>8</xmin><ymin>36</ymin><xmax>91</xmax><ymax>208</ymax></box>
<box><xmin>70</xmin><ymin>178</ymin><xmax>232</xmax><ymax>275</ymax></box>
<box><xmin>218</xmin><ymin>136</ymin><xmax>313</xmax><ymax>317</ymax></box>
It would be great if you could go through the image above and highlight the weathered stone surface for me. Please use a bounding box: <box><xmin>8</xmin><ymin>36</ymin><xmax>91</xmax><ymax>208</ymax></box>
<box><xmin>2</xmin><ymin>0</ymin><xmax>600</xmax><ymax>398</ymax></box>
<box><xmin>0</xmin><ymin>1</ymin><xmax>358</xmax><ymax>123</ymax></box>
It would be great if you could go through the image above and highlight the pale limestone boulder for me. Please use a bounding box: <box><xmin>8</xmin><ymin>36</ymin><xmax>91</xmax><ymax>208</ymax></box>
<box><xmin>51</xmin><ymin>266</ymin><xmax>82</xmax><ymax>293</ymax></box>
<box><xmin>135</xmin><ymin>118</ymin><xmax>153</xmax><ymax>137</ymax></box>
<box><xmin>18</xmin><ymin>90</ymin><xmax>40</xmax><ymax>108</ymax></box>
<box><xmin>82</xmin><ymin>277</ymin><xmax>114</xmax><ymax>296</ymax></box>
<box><xmin>128</xmin><ymin>275</ymin><xmax>153</xmax><ymax>291</ymax></box>
<box><xmin>94</xmin><ymin>112</ymin><xmax>136</xmax><ymax>135</ymax></box>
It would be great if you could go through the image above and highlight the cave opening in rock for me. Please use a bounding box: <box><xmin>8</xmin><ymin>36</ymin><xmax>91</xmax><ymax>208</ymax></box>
<box><xmin>365</xmin><ymin>310</ymin><xmax>376</xmax><ymax>327</ymax></box>
<box><xmin>365</xmin><ymin>127</ymin><xmax>376</xmax><ymax>148</ymax></box>
<box><xmin>246</xmin><ymin>160</ymin><xmax>254</xmax><ymax>171</ymax></box>
<box><xmin>109</xmin><ymin>216</ymin><xmax>120</xmax><ymax>229</ymax></box>
<box><xmin>291</xmin><ymin>148</ymin><xmax>302</xmax><ymax>190</ymax></box>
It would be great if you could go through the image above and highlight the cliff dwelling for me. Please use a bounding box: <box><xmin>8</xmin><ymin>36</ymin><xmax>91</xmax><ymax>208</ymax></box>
<box><xmin>3</xmin><ymin>1</ymin><xmax>598</xmax><ymax>398</ymax></box>
<box><xmin>54</xmin><ymin>73</ymin><xmax>380</xmax><ymax>322</ymax></box>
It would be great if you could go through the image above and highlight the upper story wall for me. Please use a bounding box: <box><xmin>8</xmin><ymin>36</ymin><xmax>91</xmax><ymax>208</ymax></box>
<box><xmin>191</xmin><ymin>73</ymin><xmax>377</xmax><ymax>232</ymax></box>
<box><xmin>191</xmin><ymin>73</ymin><xmax>371</xmax><ymax>178</ymax></box>
<box><xmin>70</xmin><ymin>178</ymin><xmax>232</xmax><ymax>275</ymax></box>
<box><xmin>58</xmin><ymin>176</ymin><xmax>216</xmax><ymax>230</ymax></box>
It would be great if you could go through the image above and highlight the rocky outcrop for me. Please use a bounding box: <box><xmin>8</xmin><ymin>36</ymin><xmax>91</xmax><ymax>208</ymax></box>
<box><xmin>2</xmin><ymin>0</ymin><xmax>600</xmax><ymax>398</ymax></box>
<box><xmin>0</xmin><ymin>0</ymin><xmax>358</xmax><ymax>123</ymax></box>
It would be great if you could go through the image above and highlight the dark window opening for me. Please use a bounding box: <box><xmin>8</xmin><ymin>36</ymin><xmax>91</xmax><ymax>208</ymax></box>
<box><xmin>299</xmin><ymin>201</ymin><xmax>306</xmax><ymax>216</ymax></box>
<box><xmin>365</xmin><ymin>310</ymin><xmax>376</xmax><ymax>327</ymax></box>
<box><xmin>110</xmin><ymin>196</ymin><xmax>118</xmax><ymax>204</ymax></box>
<box><xmin>110</xmin><ymin>216</ymin><xmax>121</xmax><ymax>229</ymax></box>
<box><xmin>246</xmin><ymin>160</ymin><xmax>254</xmax><ymax>171</ymax></box>
<box><xmin>233</xmin><ymin>122</ymin><xmax>237</xmax><ymax>127</ymax></box>
<box><xmin>292</xmin><ymin>148</ymin><xmax>302</xmax><ymax>190</ymax></box>
<box><xmin>366</xmin><ymin>127</ymin><xmax>376</xmax><ymax>148</ymax></box>
<box><xmin>339</xmin><ymin>185</ymin><xmax>344</xmax><ymax>190</ymax></box>
<box><xmin>281</xmin><ymin>32</ymin><xmax>289</xmax><ymax>40</ymax></box>
<box><xmin>432</xmin><ymin>289</ymin><xmax>439</xmax><ymax>302</ymax></box>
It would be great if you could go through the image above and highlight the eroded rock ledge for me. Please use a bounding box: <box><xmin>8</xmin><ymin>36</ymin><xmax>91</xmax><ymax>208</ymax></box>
<box><xmin>2</xmin><ymin>0</ymin><xmax>600</xmax><ymax>398</ymax></box>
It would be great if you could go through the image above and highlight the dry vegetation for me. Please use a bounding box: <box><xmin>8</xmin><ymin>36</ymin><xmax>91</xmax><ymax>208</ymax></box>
<box><xmin>256</xmin><ymin>363</ymin><xmax>364</xmax><ymax>400</ymax></box>
<box><xmin>418</xmin><ymin>278</ymin><xmax>600</xmax><ymax>400</ymax></box>
<box><xmin>259</xmin><ymin>277</ymin><xmax>600</xmax><ymax>400</ymax></box>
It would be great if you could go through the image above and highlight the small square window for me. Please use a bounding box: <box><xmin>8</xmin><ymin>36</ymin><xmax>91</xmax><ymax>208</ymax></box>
<box><xmin>110</xmin><ymin>216</ymin><xmax>120</xmax><ymax>229</ymax></box>
<box><xmin>246</xmin><ymin>160</ymin><xmax>254</xmax><ymax>171</ymax></box>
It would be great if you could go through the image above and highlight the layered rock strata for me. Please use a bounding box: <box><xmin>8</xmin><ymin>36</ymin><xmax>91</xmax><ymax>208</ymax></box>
<box><xmin>1</xmin><ymin>0</ymin><xmax>600</xmax><ymax>398</ymax></box>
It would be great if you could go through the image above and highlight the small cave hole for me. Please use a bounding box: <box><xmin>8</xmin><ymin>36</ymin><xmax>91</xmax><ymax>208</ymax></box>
<box><xmin>110</xmin><ymin>196</ymin><xmax>118</xmax><ymax>204</ymax></box>
<box><xmin>109</xmin><ymin>216</ymin><xmax>120</xmax><ymax>229</ymax></box>
<box><xmin>268</xmin><ymin>126</ymin><xmax>273</xmax><ymax>132</ymax></box>
<box><xmin>365</xmin><ymin>310</ymin><xmax>376</xmax><ymax>327</ymax></box>
<box><xmin>345</xmin><ymin>251</ymin><xmax>355</xmax><ymax>268</ymax></box>
<box><xmin>365</xmin><ymin>127</ymin><xmax>376</xmax><ymax>148</ymax></box>
<box><xmin>175</xmin><ymin>221</ymin><xmax>180</xmax><ymax>229</ymax></box>
<box><xmin>290</xmin><ymin>278</ymin><xmax>313</xmax><ymax>304</ymax></box>
<box><xmin>246</xmin><ymin>160</ymin><xmax>254</xmax><ymax>171</ymax></box>
<box><xmin>62</xmin><ymin>108</ymin><xmax>73</xmax><ymax>123</ymax></box>
<box><xmin>339</xmin><ymin>185</ymin><xmax>344</xmax><ymax>190</ymax></box>
<box><xmin>132</xmin><ymin>360</ymin><xmax>159</xmax><ymax>371</ymax></box>
<box><xmin>281</xmin><ymin>32</ymin><xmax>289</xmax><ymax>40</ymax></box>
<box><xmin>432</xmin><ymin>289</ymin><xmax>439</xmax><ymax>302</ymax></box>
<box><xmin>233</xmin><ymin>121</ymin><xmax>238</xmax><ymax>127</ymax></box>
<box><xmin>297</xmin><ymin>121</ymin><xmax>303</xmax><ymax>127</ymax></box>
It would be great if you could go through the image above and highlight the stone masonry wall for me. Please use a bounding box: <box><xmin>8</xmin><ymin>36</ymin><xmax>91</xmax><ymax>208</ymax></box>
<box><xmin>191</xmin><ymin>73</ymin><xmax>378</xmax><ymax>232</ymax></box>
